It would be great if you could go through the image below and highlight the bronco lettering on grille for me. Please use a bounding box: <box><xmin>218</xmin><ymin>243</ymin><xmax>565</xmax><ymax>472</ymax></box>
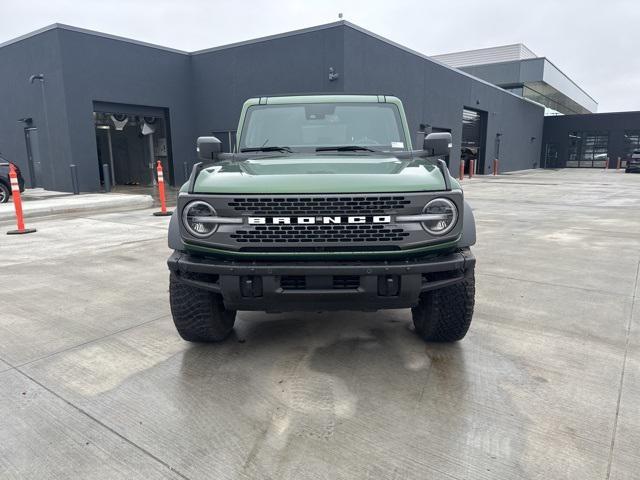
<box><xmin>248</xmin><ymin>216</ymin><xmax>391</xmax><ymax>225</ymax></box>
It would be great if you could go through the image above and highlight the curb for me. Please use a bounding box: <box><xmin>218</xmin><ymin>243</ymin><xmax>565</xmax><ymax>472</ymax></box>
<box><xmin>0</xmin><ymin>194</ymin><xmax>154</xmax><ymax>222</ymax></box>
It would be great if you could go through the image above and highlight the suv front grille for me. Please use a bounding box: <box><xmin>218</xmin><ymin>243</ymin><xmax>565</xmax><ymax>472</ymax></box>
<box><xmin>228</xmin><ymin>196</ymin><xmax>411</xmax><ymax>215</ymax></box>
<box><xmin>230</xmin><ymin>224</ymin><xmax>410</xmax><ymax>243</ymax></box>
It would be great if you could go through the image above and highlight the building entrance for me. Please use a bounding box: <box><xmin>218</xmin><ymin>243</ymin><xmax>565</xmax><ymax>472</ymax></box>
<box><xmin>461</xmin><ymin>108</ymin><xmax>487</xmax><ymax>174</ymax></box>
<box><xmin>93</xmin><ymin>103</ymin><xmax>172</xmax><ymax>188</ymax></box>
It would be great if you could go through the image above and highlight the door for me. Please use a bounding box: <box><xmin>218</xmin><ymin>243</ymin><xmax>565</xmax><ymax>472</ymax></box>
<box><xmin>566</xmin><ymin>131</ymin><xmax>609</xmax><ymax>168</ymax></box>
<box><xmin>544</xmin><ymin>143</ymin><xmax>559</xmax><ymax>168</ymax></box>
<box><xmin>24</xmin><ymin>127</ymin><xmax>43</xmax><ymax>188</ymax></box>
<box><xmin>93</xmin><ymin>106</ymin><xmax>172</xmax><ymax>187</ymax></box>
<box><xmin>461</xmin><ymin>108</ymin><xmax>487</xmax><ymax>174</ymax></box>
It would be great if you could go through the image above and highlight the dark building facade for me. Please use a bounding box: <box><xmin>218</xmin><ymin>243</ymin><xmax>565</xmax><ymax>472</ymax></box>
<box><xmin>0</xmin><ymin>21</ymin><xmax>546</xmax><ymax>193</ymax></box>
<box><xmin>542</xmin><ymin>112</ymin><xmax>640</xmax><ymax>168</ymax></box>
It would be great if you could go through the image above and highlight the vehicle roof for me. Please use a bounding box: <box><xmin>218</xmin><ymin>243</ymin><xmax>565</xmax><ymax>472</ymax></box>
<box><xmin>245</xmin><ymin>94</ymin><xmax>402</xmax><ymax>105</ymax></box>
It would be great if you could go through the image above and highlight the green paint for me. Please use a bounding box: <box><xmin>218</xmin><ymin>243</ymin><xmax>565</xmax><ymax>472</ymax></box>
<box><xmin>192</xmin><ymin>155</ymin><xmax>449</xmax><ymax>194</ymax></box>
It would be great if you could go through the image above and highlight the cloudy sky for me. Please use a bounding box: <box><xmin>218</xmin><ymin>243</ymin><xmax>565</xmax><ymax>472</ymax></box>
<box><xmin>1</xmin><ymin>0</ymin><xmax>638</xmax><ymax>112</ymax></box>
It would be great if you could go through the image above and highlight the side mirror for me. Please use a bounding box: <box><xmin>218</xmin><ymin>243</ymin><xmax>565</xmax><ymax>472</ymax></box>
<box><xmin>197</xmin><ymin>136</ymin><xmax>222</xmax><ymax>161</ymax></box>
<box><xmin>423</xmin><ymin>132</ymin><xmax>452</xmax><ymax>157</ymax></box>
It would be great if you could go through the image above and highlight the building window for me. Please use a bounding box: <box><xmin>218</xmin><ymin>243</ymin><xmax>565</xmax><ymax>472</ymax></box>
<box><xmin>566</xmin><ymin>131</ymin><xmax>609</xmax><ymax>168</ymax></box>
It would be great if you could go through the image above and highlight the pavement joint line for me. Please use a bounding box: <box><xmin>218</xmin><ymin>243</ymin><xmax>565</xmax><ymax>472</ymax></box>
<box><xmin>606</xmin><ymin>259</ymin><xmax>640</xmax><ymax>480</ymax></box>
<box><xmin>476</xmin><ymin>271</ymin><xmax>636</xmax><ymax>299</ymax></box>
<box><xmin>14</xmin><ymin>314</ymin><xmax>171</xmax><ymax>370</ymax></box>
<box><xmin>0</xmin><ymin>352</ymin><xmax>16</xmax><ymax>372</ymax></box>
<box><xmin>12</xmin><ymin>367</ymin><xmax>193</xmax><ymax>480</ymax></box>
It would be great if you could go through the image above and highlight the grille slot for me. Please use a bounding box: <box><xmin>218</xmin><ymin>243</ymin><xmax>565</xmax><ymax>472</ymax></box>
<box><xmin>228</xmin><ymin>196</ymin><xmax>410</xmax><ymax>215</ymax></box>
<box><xmin>280</xmin><ymin>276</ymin><xmax>306</xmax><ymax>290</ymax></box>
<box><xmin>333</xmin><ymin>275</ymin><xmax>360</xmax><ymax>289</ymax></box>
<box><xmin>230</xmin><ymin>224</ymin><xmax>410</xmax><ymax>243</ymax></box>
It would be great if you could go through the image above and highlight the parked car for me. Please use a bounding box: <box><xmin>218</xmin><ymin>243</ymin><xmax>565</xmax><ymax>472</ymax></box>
<box><xmin>626</xmin><ymin>150</ymin><xmax>640</xmax><ymax>173</ymax></box>
<box><xmin>0</xmin><ymin>155</ymin><xmax>26</xmax><ymax>203</ymax></box>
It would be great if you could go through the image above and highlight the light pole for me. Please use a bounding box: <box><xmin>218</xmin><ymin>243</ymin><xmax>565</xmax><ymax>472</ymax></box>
<box><xmin>29</xmin><ymin>73</ymin><xmax>53</xmax><ymax>188</ymax></box>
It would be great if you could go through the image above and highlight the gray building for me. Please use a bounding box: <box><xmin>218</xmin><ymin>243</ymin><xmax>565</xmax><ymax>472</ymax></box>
<box><xmin>542</xmin><ymin>111</ymin><xmax>640</xmax><ymax>168</ymax></box>
<box><xmin>433</xmin><ymin>44</ymin><xmax>598</xmax><ymax>115</ymax></box>
<box><xmin>1</xmin><ymin>21</ymin><xmax>549</xmax><ymax>192</ymax></box>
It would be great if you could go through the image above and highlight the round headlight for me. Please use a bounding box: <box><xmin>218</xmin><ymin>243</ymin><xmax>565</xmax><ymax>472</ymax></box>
<box><xmin>422</xmin><ymin>198</ymin><xmax>458</xmax><ymax>235</ymax></box>
<box><xmin>182</xmin><ymin>201</ymin><xmax>217</xmax><ymax>237</ymax></box>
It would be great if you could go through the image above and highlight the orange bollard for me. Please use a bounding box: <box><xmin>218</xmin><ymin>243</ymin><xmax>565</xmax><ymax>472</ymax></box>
<box><xmin>153</xmin><ymin>160</ymin><xmax>173</xmax><ymax>217</ymax></box>
<box><xmin>459</xmin><ymin>160</ymin><xmax>465</xmax><ymax>181</ymax></box>
<box><xmin>493</xmin><ymin>158</ymin><xmax>499</xmax><ymax>176</ymax></box>
<box><xmin>6</xmin><ymin>163</ymin><xmax>36</xmax><ymax>235</ymax></box>
<box><xmin>468</xmin><ymin>159</ymin><xmax>475</xmax><ymax>179</ymax></box>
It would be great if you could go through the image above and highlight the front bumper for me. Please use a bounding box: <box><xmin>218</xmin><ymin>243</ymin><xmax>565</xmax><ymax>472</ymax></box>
<box><xmin>168</xmin><ymin>249</ymin><xmax>475</xmax><ymax>311</ymax></box>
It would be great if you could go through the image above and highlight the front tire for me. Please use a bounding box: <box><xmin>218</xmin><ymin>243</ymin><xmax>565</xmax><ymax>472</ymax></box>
<box><xmin>411</xmin><ymin>269</ymin><xmax>475</xmax><ymax>342</ymax></box>
<box><xmin>169</xmin><ymin>273</ymin><xmax>236</xmax><ymax>342</ymax></box>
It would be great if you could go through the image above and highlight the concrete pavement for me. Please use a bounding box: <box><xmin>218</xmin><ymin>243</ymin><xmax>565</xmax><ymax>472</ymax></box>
<box><xmin>0</xmin><ymin>169</ymin><xmax>638</xmax><ymax>479</ymax></box>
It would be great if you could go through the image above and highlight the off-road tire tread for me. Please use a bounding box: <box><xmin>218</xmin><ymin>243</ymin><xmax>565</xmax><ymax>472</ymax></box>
<box><xmin>412</xmin><ymin>270</ymin><xmax>475</xmax><ymax>342</ymax></box>
<box><xmin>169</xmin><ymin>273</ymin><xmax>236</xmax><ymax>342</ymax></box>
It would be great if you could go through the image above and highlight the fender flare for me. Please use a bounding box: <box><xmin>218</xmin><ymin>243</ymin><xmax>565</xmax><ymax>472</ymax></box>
<box><xmin>168</xmin><ymin>210</ymin><xmax>186</xmax><ymax>251</ymax></box>
<box><xmin>459</xmin><ymin>200</ymin><xmax>476</xmax><ymax>248</ymax></box>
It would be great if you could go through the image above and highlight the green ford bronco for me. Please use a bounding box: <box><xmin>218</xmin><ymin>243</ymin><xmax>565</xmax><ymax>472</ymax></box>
<box><xmin>167</xmin><ymin>94</ymin><xmax>476</xmax><ymax>343</ymax></box>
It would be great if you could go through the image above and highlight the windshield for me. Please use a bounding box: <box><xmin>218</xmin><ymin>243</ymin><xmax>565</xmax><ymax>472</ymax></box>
<box><xmin>239</xmin><ymin>102</ymin><xmax>407</xmax><ymax>152</ymax></box>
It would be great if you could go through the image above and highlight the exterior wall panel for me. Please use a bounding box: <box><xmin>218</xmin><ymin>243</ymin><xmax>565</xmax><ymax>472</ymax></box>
<box><xmin>342</xmin><ymin>27</ymin><xmax>544</xmax><ymax>174</ymax></box>
<box><xmin>0</xmin><ymin>30</ymin><xmax>70</xmax><ymax>189</ymax></box>
<box><xmin>56</xmin><ymin>29</ymin><xmax>193</xmax><ymax>191</ymax></box>
<box><xmin>0</xmin><ymin>22</ymin><xmax>546</xmax><ymax>192</ymax></box>
<box><xmin>191</xmin><ymin>25</ymin><xmax>345</xmax><ymax>156</ymax></box>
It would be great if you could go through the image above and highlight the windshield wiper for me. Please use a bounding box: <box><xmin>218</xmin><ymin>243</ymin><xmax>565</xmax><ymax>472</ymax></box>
<box><xmin>316</xmin><ymin>145</ymin><xmax>379</xmax><ymax>152</ymax></box>
<box><xmin>240</xmin><ymin>146</ymin><xmax>293</xmax><ymax>153</ymax></box>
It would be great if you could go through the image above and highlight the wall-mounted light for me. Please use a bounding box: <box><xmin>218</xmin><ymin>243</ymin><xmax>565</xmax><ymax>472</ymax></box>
<box><xmin>328</xmin><ymin>67</ymin><xmax>339</xmax><ymax>82</ymax></box>
<box><xmin>29</xmin><ymin>73</ymin><xmax>44</xmax><ymax>84</ymax></box>
<box><xmin>530</xmin><ymin>136</ymin><xmax>536</xmax><ymax>142</ymax></box>
<box><xmin>96</xmin><ymin>125</ymin><xmax>111</xmax><ymax>130</ymax></box>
